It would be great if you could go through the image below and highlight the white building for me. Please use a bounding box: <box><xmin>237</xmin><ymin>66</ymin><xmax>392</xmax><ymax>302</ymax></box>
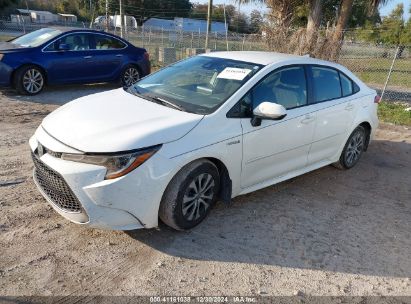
<box><xmin>58</xmin><ymin>13</ymin><xmax>77</xmax><ymax>24</ymax></box>
<box><xmin>13</xmin><ymin>9</ymin><xmax>58</xmax><ymax>24</ymax></box>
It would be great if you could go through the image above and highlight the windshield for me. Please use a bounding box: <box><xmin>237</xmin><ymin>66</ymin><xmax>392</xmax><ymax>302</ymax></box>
<box><xmin>11</xmin><ymin>28</ymin><xmax>62</xmax><ymax>47</ymax></box>
<box><xmin>130</xmin><ymin>56</ymin><xmax>263</xmax><ymax>114</ymax></box>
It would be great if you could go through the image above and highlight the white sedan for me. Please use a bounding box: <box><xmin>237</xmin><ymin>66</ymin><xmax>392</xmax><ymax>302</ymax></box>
<box><xmin>30</xmin><ymin>52</ymin><xmax>379</xmax><ymax>231</ymax></box>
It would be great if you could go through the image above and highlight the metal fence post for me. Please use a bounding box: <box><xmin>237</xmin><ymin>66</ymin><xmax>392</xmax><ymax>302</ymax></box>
<box><xmin>381</xmin><ymin>46</ymin><xmax>400</xmax><ymax>102</ymax></box>
<box><xmin>242</xmin><ymin>34</ymin><xmax>245</xmax><ymax>51</ymax></box>
<box><xmin>142</xmin><ymin>25</ymin><xmax>145</xmax><ymax>47</ymax></box>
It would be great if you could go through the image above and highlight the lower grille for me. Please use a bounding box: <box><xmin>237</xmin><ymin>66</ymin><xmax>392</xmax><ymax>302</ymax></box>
<box><xmin>32</xmin><ymin>152</ymin><xmax>82</xmax><ymax>213</ymax></box>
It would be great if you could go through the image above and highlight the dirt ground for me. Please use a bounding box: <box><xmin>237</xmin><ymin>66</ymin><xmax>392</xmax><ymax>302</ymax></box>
<box><xmin>0</xmin><ymin>85</ymin><xmax>410</xmax><ymax>299</ymax></box>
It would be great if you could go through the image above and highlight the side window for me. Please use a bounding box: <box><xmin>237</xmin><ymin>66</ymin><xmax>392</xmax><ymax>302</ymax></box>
<box><xmin>227</xmin><ymin>66</ymin><xmax>307</xmax><ymax>118</ymax></box>
<box><xmin>94</xmin><ymin>34</ymin><xmax>126</xmax><ymax>50</ymax></box>
<box><xmin>43</xmin><ymin>42</ymin><xmax>57</xmax><ymax>51</ymax></box>
<box><xmin>340</xmin><ymin>73</ymin><xmax>353</xmax><ymax>96</ymax></box>
<box><xmin>45</xmin><ymin>34</ymin><xmax>91</xmax><ymax>51</ymax></box>
<box><xmin>311</xmin><ymin>66</ymin><xmax>341</xmax><ymax>102</ymax></box>
<box><xmin>252</xmin><ymin>66</ymin><xmax>307</xmax><ymax>110</ymax></box>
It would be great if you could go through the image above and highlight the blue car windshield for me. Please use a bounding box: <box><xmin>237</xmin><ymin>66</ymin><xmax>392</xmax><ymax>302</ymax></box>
<box><xmin>11</xmin><ymin>28</ymin><xmax>62</xmax><ymax>47</ymax></box>
<box><xmin>129</xmin><ymin>56</ymin><xmax>263</xmax><ymax>114</ymax></box>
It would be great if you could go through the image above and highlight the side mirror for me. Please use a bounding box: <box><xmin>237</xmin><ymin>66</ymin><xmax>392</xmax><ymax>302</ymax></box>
<box><xmin>58</xmin><ymin>43</ymin><xmax>70</xmax><ymax>51</ymax></box>
<box><xmin>251</xmin><ymin>102</ymin><xmax>287</xmax><ymax>126</ymax></box>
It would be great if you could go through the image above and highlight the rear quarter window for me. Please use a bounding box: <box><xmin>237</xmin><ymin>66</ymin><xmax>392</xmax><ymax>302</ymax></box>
<box><xmin>94</xmin><ymin>34</ymin><xmax>126</xmax><ymax>49</ymax></box>
<box><xmin>340</xmin><ymin>72</ymin><xmax>361</xmax><ymax>96</ymax></box>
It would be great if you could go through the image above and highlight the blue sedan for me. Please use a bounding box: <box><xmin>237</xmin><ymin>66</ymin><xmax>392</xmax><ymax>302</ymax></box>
<box><xmin>0</xmin><ymin>27</ymin><xmax>150</xmax><ymax>95</ymax></box>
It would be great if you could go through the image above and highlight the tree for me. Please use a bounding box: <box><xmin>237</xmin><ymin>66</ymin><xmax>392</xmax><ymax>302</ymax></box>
<box><xmin>0</xmin><ymin>0</ymin><xmax>18</xmax><ymax>10</ymax></box>
<box><xmin>303</xmin><ymin>0</ymin><xmax>322</xmax><ymax>54</ymax></box>
<box><xmin>250</xmin><ymin>9</ymin><xmax>263</xmax><ymax>33</ymax></box>
<box><xmin>379</xmin><ymin>3</ymin><xmax>404</xmax><ymax>45</ymax></box>
<box><xmin>329</xmin><ymin>0</ymin><xmax>390</xmax><ymax>59</ymax></box>
<box><xmin>401</xmin><ymin>5</ymin><xmax>411</xmax><ymax>46</ymax></box>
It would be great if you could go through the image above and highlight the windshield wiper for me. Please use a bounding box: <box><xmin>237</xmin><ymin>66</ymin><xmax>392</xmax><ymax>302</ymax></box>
<box><xmin>127</xmin><ymin>87</ymin><xmax>185</xmax><ymax>112</ymax></box>
<box><xmin>147</xmin><ymin>95</ymin><xmax>185</xmax><ymax>112</ymax></box>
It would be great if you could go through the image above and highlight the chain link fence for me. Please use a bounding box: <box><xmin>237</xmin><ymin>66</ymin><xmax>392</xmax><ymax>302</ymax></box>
<box><xmin>0</xmin><ymin>18</ymin><xmax>410</xmax><ymax>104</ymax></box>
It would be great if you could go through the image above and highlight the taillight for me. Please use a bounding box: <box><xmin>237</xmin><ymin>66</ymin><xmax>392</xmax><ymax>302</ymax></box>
<box><xmin>144</xmin><ymin>52</ymin><xmax>149</xmax><ymax>61</ymax></box>
<box><xmin>374</xmin><ymin>95</ymin><xmax>381</xmax><ymax>104</ymax></box>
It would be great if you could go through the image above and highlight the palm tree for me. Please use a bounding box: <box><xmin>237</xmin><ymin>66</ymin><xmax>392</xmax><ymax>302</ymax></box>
<box><xmin>304</xmin><ymin>0</ymin><xmax>322</xmax><ymax>54</ymax></box>
<box><xmin>330</xmin><ymin>0</ymin><xmax>390</xmax><ymax>59</ymax></box>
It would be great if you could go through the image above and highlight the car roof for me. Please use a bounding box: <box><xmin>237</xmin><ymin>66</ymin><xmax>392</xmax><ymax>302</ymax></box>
<box><xmin>47</xmin><ymin>27</ymin><xmax>112</xmax><ymax>35</ymax></box>
<box><xmin>201</xmin><ymin>51</ymin><xmax>330</xmax><ymax>66</ymax></box>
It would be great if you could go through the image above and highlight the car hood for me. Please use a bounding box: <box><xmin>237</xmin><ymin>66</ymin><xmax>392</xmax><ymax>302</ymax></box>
<box><xmin>0</xmin><ymin>42</ymin><xmax>30</xmax><ymax>52</ymax></box>
<box><xmin>41</xmin><ymin>88</ymin><xmax>204</xmax><ymax>153</ymax></box>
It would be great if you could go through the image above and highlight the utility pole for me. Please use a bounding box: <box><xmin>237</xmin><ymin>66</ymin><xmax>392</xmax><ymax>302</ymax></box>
<box><xmin>205</xmin><ymin>0</ymin><xmax>213</xmax><ymax>49</ymax></box>
<box><xmin>237</xmin><ymin>1</ymin><xmax>240</xmax><ymax>33</ymax></box>
<box><xmin>105</xmin><ymin>0</ymin><xmax>109</xmax><ymax>31</ymax></box>
<box><xmin>25</xmin><ymin>0</ymin><xmax>31</xmax><ymax>22</ymax></box>
<box><xmin>119</xmin><ymin>0</ymin><xmax>125</xmax><ymax>38</ymax></box>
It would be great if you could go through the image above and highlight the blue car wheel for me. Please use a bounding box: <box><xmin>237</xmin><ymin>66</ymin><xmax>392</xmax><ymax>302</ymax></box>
<box><xmin>14</xmin><ymin>65</ymin><xmax>45</xmax><ymax>95</ymax></box>
<box><xmin>121</xmin><ymin>65</ymin><xmax>140</xmax><ymax>88</ymax></box>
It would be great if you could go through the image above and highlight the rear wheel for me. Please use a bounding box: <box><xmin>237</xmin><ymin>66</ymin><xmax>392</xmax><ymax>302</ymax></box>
<box><xmin>14</xmin><ymin>65</ymin><xmax>45</xmax><ymax>95</ymax></box>
<box><xmin>159</xmin><ymin>160</ymin><xmax>220</xmax><ymax>231</ymax></box>
<box><xmin>121</xmin><ymin>65</ymin><xmax>140</xmax><ymax>87</ymax></box>
<box><xmin>334</xmin><ymin>126</ymin><xmax>366</xmax><ymax>170</ymax></box>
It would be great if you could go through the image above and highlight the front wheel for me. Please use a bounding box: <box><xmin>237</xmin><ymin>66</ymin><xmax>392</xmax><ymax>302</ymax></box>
<box><xmin>14</xmin><ymin>65</ymin><xmax>45</xmax><ymax>95</ymax></box>
<box><xmin>121</xmin><ymin>65</ymin><xmax>140</xmax><ymax>87</ymax></box>
<box><xmin>334</xmin><ymin>126</ymin><xmax>366</xmax><ymax>169</ymax></box>
<box><xmin>159</xmin><ymin>160</ymin><xmax>220</xmax><ymax>231</ymax></box>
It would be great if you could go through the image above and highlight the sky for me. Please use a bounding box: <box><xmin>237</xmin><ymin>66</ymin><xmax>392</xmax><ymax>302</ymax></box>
<box><xmin>380</xmin><ymin>0</ymin><xmax>410</xmax><ymax>20</ymax></box>
<box><xmin>195</xmin><ymin>0</ymin><xmax>411</xmax><ymax>20</ymax></box>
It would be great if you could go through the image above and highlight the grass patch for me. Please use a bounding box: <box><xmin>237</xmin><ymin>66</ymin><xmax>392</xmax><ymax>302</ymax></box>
<box><xmin>339</xmin><ymin>58</ymin><xmax>411</xmax><ymax>89</ymax></box>
<box><xmin>378</xmin><ymin>101</ymin><xmax>411</xmax><ymax>126</ymax></box>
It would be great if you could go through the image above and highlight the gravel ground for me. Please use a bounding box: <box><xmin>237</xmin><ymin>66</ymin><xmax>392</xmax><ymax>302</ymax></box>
<box><xmin>0</xmin><ymin>85</ymin><xmax>410</xmax><ymax>299</ymax></box>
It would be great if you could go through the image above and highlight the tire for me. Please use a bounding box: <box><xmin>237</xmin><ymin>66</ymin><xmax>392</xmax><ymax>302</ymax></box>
<box><xmin>333</xmin><ymin>126</ymin><xmax>367</xmax><ymax>170</ymax></box>
<box><xmin>14</xmin><ymin>65</ymin><xmax>45</xmax><ymax>95</ymax></box>
<box><xmin>159</xmin><ymin>160</ymin><xmax>220</xmax><ymax>231</ymax></box>
<box><xmin>121</xmin><ymin>64</ymin><xmax>140</xmax><ymax>87</ymax></box>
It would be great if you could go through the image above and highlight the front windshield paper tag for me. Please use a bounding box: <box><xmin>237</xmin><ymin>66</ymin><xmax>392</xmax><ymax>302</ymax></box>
<box><xmin>217</xmin><ymin>68</ymin><xmax>252</xmax><ymax>80</ymax></box>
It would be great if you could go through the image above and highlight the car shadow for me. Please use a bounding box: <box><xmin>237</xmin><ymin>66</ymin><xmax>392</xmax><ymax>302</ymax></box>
<box><xmin>126</xmin><ymin>139</ymin><xmax>411</xmax><ymax>279</ymax></box>
<box><xmin>2</xmin><ymin>83</ymin><xmax>119</xmax><ymax>105</ymax></box>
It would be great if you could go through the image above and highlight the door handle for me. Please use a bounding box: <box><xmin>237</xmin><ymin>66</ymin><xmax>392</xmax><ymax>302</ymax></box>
<box><xmin>115</xmin><ymin>54</ymin><xmax>123</xmax><ymax>57</ymax></box>
<box><xmin>345</xmin><ymin>103</ymin><xmax>354</xmax><ymax>111</ymax></box>
<box><xmin>84</xmin><ymin>56</ymin><xmax>93</xmax><ymax>59</ymax></box>
<box><xmin>300</xmin><ymin>114</ymin><xmax>315</xmax><ymax>124</ymax></box>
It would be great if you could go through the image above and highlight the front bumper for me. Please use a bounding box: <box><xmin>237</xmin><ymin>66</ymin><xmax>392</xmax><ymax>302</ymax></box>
<box><xmin>0</xmin><ymin>61</ymin><xmax>13</xmax><ymax>87</ymax></box>
<box><xmin>29</xmin><ymin>127</ymin><xmax>175</xmax><ymax>230</ymax></box>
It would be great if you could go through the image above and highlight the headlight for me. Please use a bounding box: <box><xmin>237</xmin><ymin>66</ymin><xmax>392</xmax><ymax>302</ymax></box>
<box><xmin>0</xmin><ymin>54</ymin><xmax>4</xmax><ymax>61</ymax></box>
<box><xmin>61</xmin><ymin>145</ymin><xmax>161</xmax><ymax>179</ymax></box>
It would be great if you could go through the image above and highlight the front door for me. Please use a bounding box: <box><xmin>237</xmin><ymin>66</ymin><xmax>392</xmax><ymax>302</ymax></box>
<box><xmin>44</xmin><ymin>33</ymin><xmax>96</xmax><ymax>83</ymax></box>
<box><xmin>240</xmin><ymin>65</ymin><xmax>316</xmax><ymax>188</ymax></box>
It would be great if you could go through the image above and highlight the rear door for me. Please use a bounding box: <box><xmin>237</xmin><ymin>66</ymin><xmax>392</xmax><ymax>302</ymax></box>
<box><xmin>90</xmin><ymin>33</ymin><xmax>126</xmax><ymax>80</ymax></box>
<box><xmin>306</xmin><ymin>65</ymin><xmax>358</xmax><ymax>165</ymax></box>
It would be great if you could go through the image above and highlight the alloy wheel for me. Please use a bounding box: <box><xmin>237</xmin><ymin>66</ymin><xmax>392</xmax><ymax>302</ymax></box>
<box><xmin>123</xmin><ymin>67</ymin><xmax>139</xmax><ymax>87</ymax></box>
<box><xmin>345</xmin><ymin>130</ymin><xmax>364</xmax><ymax>167</ymax></box>
<box><xmin>23</xmin><ymin>69</ymin><xmax>44</xmax><ymax>94</ymax></box>
<box><xmin>182</xmin><ymin>173</ymin><xmax>215</xmax><ymax>221</ymax></box>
